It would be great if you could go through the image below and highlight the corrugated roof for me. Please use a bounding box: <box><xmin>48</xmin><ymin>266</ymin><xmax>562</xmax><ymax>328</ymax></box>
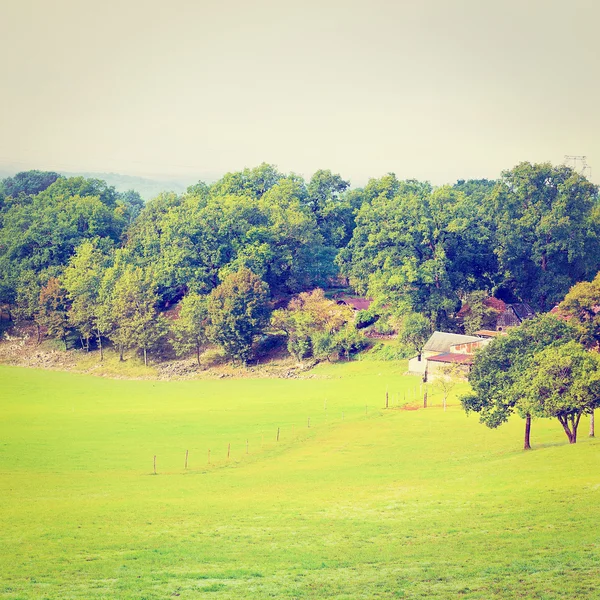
<box><xmin>423</xmin><ymin>332</ymin><xmax>481</xmax><ymax>353</ymax></box>
<box><xmin>427</xmin><ymin>352</ymin><xmax>474</xmax><ymax>365</ymax></box>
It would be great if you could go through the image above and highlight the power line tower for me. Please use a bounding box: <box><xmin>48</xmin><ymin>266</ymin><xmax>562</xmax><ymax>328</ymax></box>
<box><xmin>564</xmin><ymin>155</ymin><xmax>592</xmax><ymax>179</ymax></box>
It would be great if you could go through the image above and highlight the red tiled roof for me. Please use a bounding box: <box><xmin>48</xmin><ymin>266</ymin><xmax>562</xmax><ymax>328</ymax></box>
<box><xmin>485</xmin><ymin>297</ymin><xmax>507</xmax><ymax>312</ymax></box>
<box><xmin>427</xmin><ymin>352</ymin><xmax>474</xmax><ymax>365</ymax></box>
<box><xmin>336</xmin><ymin>297</ymin><xmax>373</xmax><ymax>311</ymax></box>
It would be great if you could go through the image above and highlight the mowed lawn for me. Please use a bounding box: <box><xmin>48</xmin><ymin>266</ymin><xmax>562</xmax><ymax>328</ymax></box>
<box><xmin>1</xmin><ymin>363</ymin><xmax>599</xmax><ymax>599</ymax></box>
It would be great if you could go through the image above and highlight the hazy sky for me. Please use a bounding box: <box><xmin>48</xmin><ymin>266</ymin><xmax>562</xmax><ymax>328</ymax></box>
<box><xmin>0</xmin><ymin>0</ymin><xmax>598</xmax><ymax>185</ymax></box>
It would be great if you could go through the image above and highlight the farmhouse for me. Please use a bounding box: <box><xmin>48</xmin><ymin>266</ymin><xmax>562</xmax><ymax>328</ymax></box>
<box><xmin>408</xmin><ymin>331</ymin><xmax>490</xmax><ymax>380</ymax></box>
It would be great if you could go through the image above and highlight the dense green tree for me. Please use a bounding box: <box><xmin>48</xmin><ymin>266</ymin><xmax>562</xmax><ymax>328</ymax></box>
<box><xmin>339</xmin><ymin>185</ymin><xmax>497</xmax><ymax>327</ymax></box>
<box><xmin>491</xmin><ymin>162</ymin><xmax>600</xmax><ymax>309</ymax></box>
<box><xmin>206</xmin><ymin>268</ymin><xmax>270</xmax><ymax>364</ymax></box>
<box><xmin>1</xmin><ymin>170</ymin><xmax>61</xmax><ymax>199</ymax></box>
<box><xmin>171</xmin><ymin>293</ymin><xmax>209</xmax><ymax>366</ymax></box>
<box><xmin>109</xmin><ymin>266</ymin><xmax>166</xmax><ymax>365</ymax></box>
<box><xmin>519</xmin><ymin>341</ymin><xmax>600</xmax><ymax>444</ymax></box>
<box><xmin>0</xmin><ymin>176</ymin><xmax>125</xmax><ymax>314</ymax></box>
<box><xmin>398</xmin><ymin>312</ymin><xmax>432</xmax><ymax>359</ymax></box>
<box><xmin>36</xmin><ymin>176</ymin><xmax>119</xmax><ymax>208</ymax></box>
<box><xmin>334</xmin><ymin>324</ymin><xmax>367</xmax><ymax>361</ymax></box>
<box><xmin>209</xmin><ymin>163</ymin><xmax>283</xmax><ymax>199</ymax></box>
<box><xmin>461</xmin><ymin>315</ymin><xmax>577</xmax><ymax>449</ymax></box>
<box><xmin>63</xmin><ymin>240</ymin><xmax>114</xmax><ymax>358</ymax></box>
<box><xmin>116</xmin><ymin>189</ymin><xmax>145</xmax><ymax>226</ymax></box>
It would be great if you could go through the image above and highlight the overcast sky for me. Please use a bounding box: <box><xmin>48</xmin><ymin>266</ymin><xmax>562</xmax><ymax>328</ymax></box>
<box><xmin>0</xmin><ymin>0</ymin><xmax>598</xmax><ymax>186</ymax></box>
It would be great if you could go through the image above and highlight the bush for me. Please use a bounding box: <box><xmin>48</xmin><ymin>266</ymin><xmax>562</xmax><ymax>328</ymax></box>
<box><xmin>365</xmin><ymin>342</ymin><xmax>414</xmax><ymax>361</ymax></box>
<box><xmin>355</xmin><ymin>309</ymin><xmax>379</xmax><ymax>329</ymax></box>
<box><xmin>200</xmin><ymin>347</ymin><xmax>227</xmax><ymax>366</ymax></box>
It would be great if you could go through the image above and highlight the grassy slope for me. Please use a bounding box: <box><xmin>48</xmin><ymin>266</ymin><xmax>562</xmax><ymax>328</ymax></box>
<box><xmin>0</xmin><ymin>362</ymin><xmax>599</xmax><ymax>599</ymax></box>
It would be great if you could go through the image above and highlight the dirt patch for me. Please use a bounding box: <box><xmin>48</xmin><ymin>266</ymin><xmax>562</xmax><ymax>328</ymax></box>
<box><xmin>0</xmin><ymin>323</ymin><xmax>319</xmax><ymax>381</ymax></box>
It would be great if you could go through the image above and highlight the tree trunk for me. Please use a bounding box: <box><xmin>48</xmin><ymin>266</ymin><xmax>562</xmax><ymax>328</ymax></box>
<box><xmin>524</xmin><ymin>414</ymin><xmax>532</xmax><ymax>450</ymax></box>
<box><xmin>443</xmin><ymin>394</ymin><xmax>447</xmax><ymax>412</ymax></box>
<box><xmin>196</xmin><ymin>344</ymin><xmax>201</xmax><ymax>367</ymax></box>
<box><xmin>97</xmin><ymin>329</ymin><xmax>103</xmax><ymax>362</ymax></box>
<box><xmin>558</xmin><ymin>414</ymin><xmax>581</xmax><ymax>444</ymax></box>
<box><xmin>63</xmin><ymin>335</ymin><xmax>68</xmax><ymax>351</ymax></box>
<box><xmin>119</xmin><ymin>344</ymin><xmax>124</xmax><ymax>361</ymax></box>
<box><xmin>36</xmin><ymin>323</ymin><xmax>41</xmax><ymax>345</ymax></box>
<box><xmin>590</xmin><ymin>410</ymin><xmax>595</xmax><ymax>438</ymax></box>
<box><xmin>143</xmin><ymin>347</ymin><xmax>148</xmax><ymax>367</ymax></box>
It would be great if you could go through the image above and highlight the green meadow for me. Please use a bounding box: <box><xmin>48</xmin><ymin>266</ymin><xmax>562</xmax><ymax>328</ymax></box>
<box><xmin>1</xmin><ymin>362</ymin><xmax>599</xmax><ymax>599</ymax></box>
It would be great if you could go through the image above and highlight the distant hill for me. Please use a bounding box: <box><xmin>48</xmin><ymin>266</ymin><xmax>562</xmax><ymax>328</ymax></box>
<box><xmin>0</xmin><ymin>167</ymin><xmax>199</xmax><ymax>201</ymax></box>
<box><xmin>61</xmin><ymin>171</ymin><xmax>195</xmax><ymax>201</ymax></box>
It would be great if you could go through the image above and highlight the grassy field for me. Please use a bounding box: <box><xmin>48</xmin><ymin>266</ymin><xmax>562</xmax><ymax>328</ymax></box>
<box><xmin>1</xmin><ymin>361</ymin><xmax>599</xmax><ymax>599</ymax></box>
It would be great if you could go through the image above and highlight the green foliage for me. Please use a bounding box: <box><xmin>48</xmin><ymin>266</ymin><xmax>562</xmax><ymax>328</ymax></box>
<box><xmin>62</xmin><ymin>240</ymin><xmax>113</xmax><ymax>353</ymax></box>
<box><xmin>398</xmin><ymin>312</ymin><xmax>431</xmax><ymax>356</ymax></box>
<box><xmin>519</xmin><ymin>341</ymin><xmax>600</xmax><ymax>443</ymax></box>
<box><xmin>364</xmin><ymin>342</ymin><xmax>413</xmax><ymax>361</ymax></box>
<box><xmin>108</xmin><ymin>266</ymin><xmax>167</xmax><ymax>364</ymax></box>
<box><xmin>354</xmin><ymin>308</ymin><xmax>379</xmax><ymax>329</ymax></box>
<box><xmin>310</xmin><ymin>330</ymin><xmax>337</xmax><ymax>362</ymax></box>
<box><xmin>461</xmin><ymin>315</ymin><xmax>577</xmax><ymax>439</ymax></box>
<box><xmin>206</xmin><ymin>268</ymin><xmax>270</xmax><ymax>364</ymax></box>
<box><xmin>460</xmin><ymin>290</ymin><xmax>504</xmax><ymax>334</ymax></box>
<box><xmin>1</xmin><ymin>170</ymin><xmax>61</xmax><ymax>199</ymax></box>
<box><xmin>271</xmin><ymin>289</ymin><xmax>354</xmax><ymax>362</ymax></box>
<box><xmin>338</xmin><ymin>184</ymin><xmax>497</xmax><ymax>328</ymax></box>
<box><xmin>557</xmin><ymin>272</ymin><xmax>600</xmax><ymax>348</ymax></box>
<box><xmin>171</xmin><ymin>293</ymin><xmax>209</xmax><ymax>365</ymax></box>
<box><xmin>492</xmin><ymin>162</ymin><xmax>600</xmax><ymax>309</ymax></box>
<box><xmin>334</xmin><ymin>325</ymin><xmax>368</xmax><ymax>361</ymax></box>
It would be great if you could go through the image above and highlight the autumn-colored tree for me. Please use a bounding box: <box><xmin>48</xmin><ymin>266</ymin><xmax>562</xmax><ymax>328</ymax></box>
<box><xmin>37</xmin><ymin>278</ymin><xmax>70</xmax><ymax>350</ymax></box>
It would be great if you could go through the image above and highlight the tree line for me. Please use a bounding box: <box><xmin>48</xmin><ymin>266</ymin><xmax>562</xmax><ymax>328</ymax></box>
<box><xmin>0</xmin><ymin>162</ymin><xmax>599</xmax><ymax>366</ymax></box>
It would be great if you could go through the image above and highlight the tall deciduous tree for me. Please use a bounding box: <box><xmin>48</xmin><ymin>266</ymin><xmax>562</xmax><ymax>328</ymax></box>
<box><xmin>521</xmin><ymin>341</ymin><xmax>600</xmax><ymax>444</ymax></box>
<box><xmin>171</xmin><ymin>293</ymin><xmax>209</xmax><ymax>366</ymax></box>
<box><xmin>338</xmin><ymin>185</ymin><xmax>497</xmax><ymax>328</ymax></box>
<box><xmin>110</xmin><ymin>266</ymin><xmax>167</xmax><ymax>365</ymax></box>
<box><xmin>63</xmin><ymin>240</ymin><xmax>113</xmax><ymax>359</ymax></box>
<box><xmin>461</xmin><ymin>315</ymin><xmax>576</xmax><ymax>449</ymax></box>
<box><xmin>492</xmin><ymin>162</ymin><xmax>600</xmax><ymax>310</ymax></box>
<box><xmin>398</xmin><ymin>312</ymin><xmax>432</xmax><ymax>360</ymax></box>
<box><xmin>206</xmin><ymin>268</ymin><xmax>270</xmax><ymax>365</ymax></box>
